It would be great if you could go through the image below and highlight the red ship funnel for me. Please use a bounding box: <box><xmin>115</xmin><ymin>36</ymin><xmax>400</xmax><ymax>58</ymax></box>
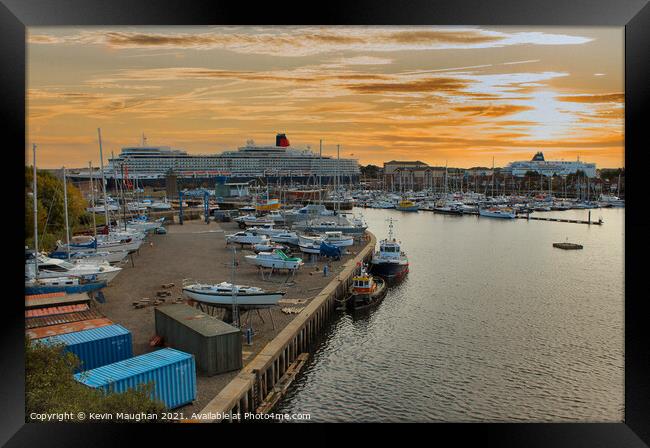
<box><xmin>276</xmin><ymin>133</ymin><xmax>290</xmax><ymax>147</ymax></box>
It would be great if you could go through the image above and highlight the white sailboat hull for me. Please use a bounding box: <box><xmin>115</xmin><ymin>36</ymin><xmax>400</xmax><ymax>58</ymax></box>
<box><xmin>182</xmin><ymin>288</ymin><xmax>284</xmax><ymax>307</ymax></box>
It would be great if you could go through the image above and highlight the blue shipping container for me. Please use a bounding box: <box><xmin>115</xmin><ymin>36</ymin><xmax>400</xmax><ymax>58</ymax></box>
<box><xmin>37</xmin><ymin>324</ymin><xmax>133</xmax><ymax>372</ymax></box>
<box><xmin>74</xmin><ymin>348</ymin><xmax>196</xmax><ymax>409</ymax></box>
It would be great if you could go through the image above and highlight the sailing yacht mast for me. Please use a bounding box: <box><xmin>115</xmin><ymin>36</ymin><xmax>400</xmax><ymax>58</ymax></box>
<box><xmin>336</xmin><ymin>144</ymin><xmax>340</xmax><ymax>213</ymax></box>
<box><xmin>231</xmin><ymin>246</ymin><xmax>239</xmax><ymax>327</ymax></box>
<box><xmin>32</xmin><ymin>144</ymin><xmax>39</xmax><ymax>279</ymax></box>
<box><xmin>89</xmin><ymin>161</ymin><xmax>97</xmax><ymax>239</ymax></box>
<box><xmin>62</xmin><ymin>166</ymin><xmax>71</xmax><ymax>261</ymax></box>
<box><xmin>97</xmin><ymin>128</ymin><xmax>110</xmax><ymax>231</ymax></box>
<box><xmin>491</xmin><ymin>157</ymin><xmax>495</xmax><ymax>198</ymax></box>
<box><xmin>445</xmin><ymin>160</ymin><xmax>448</xmax><ymax>198</ymax></box>
<box><xmin>319</xmin><ymin>139</ymin><xmax>322</xmax><ymax>205</ymax></box>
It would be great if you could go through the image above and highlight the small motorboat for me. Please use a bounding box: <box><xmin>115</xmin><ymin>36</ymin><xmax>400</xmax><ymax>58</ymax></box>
<box><xmin>225</xmin><ymin>231</ymin><xmax>269</xmax><ymax>246</ymax></box>
<box><xmin>478</xmin><ymin>207</ymin><xmax>516</xmax><ymax>219</ymax></box>
<box><xmin>298</xmin><ymin>235</ymin><xmax>324</xmax><ymax>254</ymax></box>
<box><xmin>346</xmin><ymin>264</ymin><xmax>387</xmax><ymax>311</ymax></box>
<box><xmin>321</xmin><ymin>231</ymin><xmax>354</xmax><ymax>247</ymax></box>
<box><xmin>253</xmin><ymin>242</ymin><xmax>288</xmax><ymax>253</ymax></box>
<box><xmin>270</xmin><ymin>231</ymin><xmax>300</xmax><ymax>246</ymax></box>
<box><xmin>244</xmin><ymin>250</ymin><xmax>304</xmax><ymax>270</ymax></box>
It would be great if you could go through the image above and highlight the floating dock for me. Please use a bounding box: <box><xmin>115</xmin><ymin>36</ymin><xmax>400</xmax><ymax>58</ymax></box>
<box><xmin>517</xmin><ymin>215</ymin><xmax>602</xmax><ymax>225</ymax></box>
<box><xmin>553</xmin><ymin>242</ymin><xmax>584</xmax><ymax>250</ymax></box>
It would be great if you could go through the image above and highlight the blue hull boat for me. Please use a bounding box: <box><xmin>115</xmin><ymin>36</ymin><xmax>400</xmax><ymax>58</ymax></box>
<box><xmin>25</xmin><ymin>280</ymin><xmax>107</xmax><ymax>295</ymax></box>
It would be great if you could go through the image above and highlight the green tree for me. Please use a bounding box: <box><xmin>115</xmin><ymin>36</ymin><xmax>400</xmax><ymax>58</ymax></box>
<box><xmin>360</xmin><ymin>164</ymin><xmax>381</xmax><ymax>179</ymax></box>
<box><xmin>26</xmin><ymin>340</ymin><xmax>166</xmax><ymax>421</ymax></box>
<box><xmin>25</xmin><ymin>167</ymin><xmax>89</xmax><ymax>251</ymax></box>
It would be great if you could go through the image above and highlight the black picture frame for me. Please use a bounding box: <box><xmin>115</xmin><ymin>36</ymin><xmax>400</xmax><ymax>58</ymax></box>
<box><xmin>2</xmin><ymin>0</ymin><xmax>648</xmax><ymax>445</ymax></box>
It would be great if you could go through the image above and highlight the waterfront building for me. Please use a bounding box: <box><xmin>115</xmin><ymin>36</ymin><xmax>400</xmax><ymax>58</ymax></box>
<box><xmin>383</xmin><ymin>161</ymin><xmax>463</xmax><ymax>191</ymax></box>
<box><xmin>506</xmin><ymin>152</ymin><xmax>596</xmax><ymax>178</ymax></box>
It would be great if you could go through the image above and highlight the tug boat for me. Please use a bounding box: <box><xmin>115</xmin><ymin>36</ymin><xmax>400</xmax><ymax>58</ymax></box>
<box><xmin>369</xmin><ymin>218</ymin><xmax>409</xmax><ymax>280</ymax></box>
<box><xmin>346</xmin><ymin>263</ymin><xmax>387</xmax><ymax>311</ymax></box>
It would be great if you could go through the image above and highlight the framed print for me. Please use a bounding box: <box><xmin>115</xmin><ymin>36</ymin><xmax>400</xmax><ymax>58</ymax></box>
<box><xmin>2</xmin><ymin>0</ymin><xmax>649</xmax><ymax>446</ymax></box>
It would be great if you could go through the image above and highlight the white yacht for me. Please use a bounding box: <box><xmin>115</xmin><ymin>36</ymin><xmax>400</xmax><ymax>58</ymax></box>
<box><xmin>246</xmin><ymin>224</ymin><xmax>284</xmax><ymax>237</ymax></box>
<box><xmin>182</xmin><ymin>281</ymin><xmax>285</xmax><ymax>307</ymax></box>
<box><xmin>478</xmin><ymin>207</ymin><xmax>517</xmax><ymax>219</ymax></box>
<box><xmin>298</xmin><ymin>235</ymin><xmax>324</xmax><ymax>254</ymax></box>
<box><xmin>49</xmin><ymin>249</ymin><xmax>130</xmax><ymax>265</ymax></box>
<box><xmin>26</xmin><ymin>254</ymin><xmax>122</xmax><ymax>283</ymax></box>
<box><xmin>293</xmin><ymin>216</ymin><xmax>367</xmax><ymax>235</ymax></box>
<box><xmin>225</xmin><ymin>231</ymin><xmax>269</xmax><ymax>246</ymax></box>
<box><xmin>599</xmin><ymin>194</ymin><xmax>625</xmax><ymax>207</ymax></box>
<box><xmin>321</xmin><ymin>231</ymin><xmax>354</xmax><ymax>247</ymax></box>
<box><xmin>57</xmin><ymin>234</ymin><xmax>143</xmax><ymax>254</ymax></box>
<box><xmin>270</xmin><ymin>231</ymin><xmax>300</xmax><ymax>246</ymax></box>
<box><xmin>234</xmin><ymin>214</ymin><xmax>275</xmax><ymax>227</ymax></box>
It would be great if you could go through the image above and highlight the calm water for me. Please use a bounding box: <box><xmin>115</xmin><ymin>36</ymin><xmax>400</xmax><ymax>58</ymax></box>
<box><xmin>276</xmin><ymin>207</ymin><xmax>624</xmax><ymax>422</ymax></box>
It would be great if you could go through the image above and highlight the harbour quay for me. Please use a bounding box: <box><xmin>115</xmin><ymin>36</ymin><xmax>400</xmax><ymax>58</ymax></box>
<box><xmin>95</xmin><ymin>217</ymin><xmax>374</xmax><ymax>417</ymax></box>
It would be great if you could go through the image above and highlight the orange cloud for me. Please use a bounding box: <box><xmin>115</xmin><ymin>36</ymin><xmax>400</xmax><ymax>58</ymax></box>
<box><xmin>386</xmin><ymin>30</ymin><xmax>504</xmax><ymax>44</ymax></box>
<box><xmin>557</xmin><ymin>93</ymin><xmax>624</xmax><ymax>103</ymax></box>
<box><xmin>453</xmin><ymin>104</ymin><xmax>534</xmax><ymax>117</ymax></box>
<box><xmin>346</xmin><ymin>77</ymin><xmax>471</xmax><ymax>94</ymax></box>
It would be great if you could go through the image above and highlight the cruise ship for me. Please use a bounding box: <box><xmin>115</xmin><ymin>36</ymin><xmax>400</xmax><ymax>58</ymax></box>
<box><xmin>101</xmin><ymin>134</ymin><xmax>359</xmax><ymax>181</ymax></box>
<box><xmin>506</xmin><ymin>152</ymin><xmax>597</xmax><ymax>178</ymax></box>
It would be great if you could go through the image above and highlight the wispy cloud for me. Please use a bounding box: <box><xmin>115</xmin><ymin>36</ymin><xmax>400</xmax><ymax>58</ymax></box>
<box><xmin>28</xmin><ymin>27</ymin><xmax>593</xmax><ymax>57</ymax></box>
<box><xmin>453</xmin><ymin>104</ymin><xmax>535</xmax><ymax>117</ymax></box>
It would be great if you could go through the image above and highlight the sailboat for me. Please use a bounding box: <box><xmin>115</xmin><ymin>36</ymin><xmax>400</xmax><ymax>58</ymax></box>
<box><xmin>182</xmin><ymin>281</ymin><xmax>285</xmax><ymax>308</ymax></box>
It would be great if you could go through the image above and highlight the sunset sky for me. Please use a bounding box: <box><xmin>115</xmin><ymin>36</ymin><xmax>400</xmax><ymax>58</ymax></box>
<box><xmin>27</xmin><ymin>26</ymin><xmax>624</xmax><ymax>169</ymax></box>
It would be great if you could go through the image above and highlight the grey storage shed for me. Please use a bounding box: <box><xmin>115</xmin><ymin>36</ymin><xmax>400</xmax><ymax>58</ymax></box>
<box><xmin>155</xmin><ymin>304</ymin><xmax>242</xmax><ymax>376</ymax></box>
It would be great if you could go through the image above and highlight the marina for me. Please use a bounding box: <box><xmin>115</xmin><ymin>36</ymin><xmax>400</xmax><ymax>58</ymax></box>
<box><xmin>21</xmin><ymin>23</ymin><xmax>630</xmax><ymax>428</ymax></box>
<box><xmin>24</xmin><ymin>166</ymin><xmax>625</xmax><ymax>421</ymax></box>
<box><xmin>24</xmin><ymin>151</ymin><xmax>625</xmax><ymax>422</ymax></box>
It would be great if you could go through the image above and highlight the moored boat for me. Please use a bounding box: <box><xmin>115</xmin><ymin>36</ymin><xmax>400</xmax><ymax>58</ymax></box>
<box><xmin>478</xmin><ymin>207</ymin><xmax>516</xmax><ymax>219</ymax></box>
<box><xmin>369</xmin><ymin>218</ymin><xmax>409</xmax><ymax>280</ymax></box>
<box><xmin>395</xmin><ymin>199</ymin><xmax>419</xmax><ymax>212</ymax></box>
<box><xmin>346</xmin><ymin>264</ymin><xmax>387</xmax><ymax>311</ymax></box>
